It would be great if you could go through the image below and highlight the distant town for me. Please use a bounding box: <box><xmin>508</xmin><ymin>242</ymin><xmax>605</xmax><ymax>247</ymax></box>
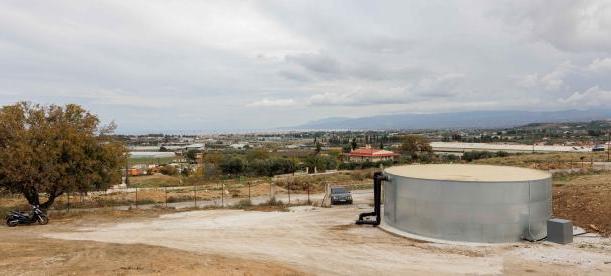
<box><xmin>119</xmin><ymin>119</ymin><xmax>611</xmax><ymax>178</ymax></box>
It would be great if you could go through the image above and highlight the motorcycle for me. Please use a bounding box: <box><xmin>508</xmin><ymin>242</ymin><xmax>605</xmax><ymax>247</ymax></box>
<box><xmin>5</xmin><ymin>205</ymin><xmax>49</xmax><ymax>227</ymax></box>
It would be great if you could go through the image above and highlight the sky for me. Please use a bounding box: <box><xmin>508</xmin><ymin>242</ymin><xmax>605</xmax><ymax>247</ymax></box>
<box><xmin>1</xmin><ymin>0</ymin><xmax>610</xmax><ymax>133</ymax></box>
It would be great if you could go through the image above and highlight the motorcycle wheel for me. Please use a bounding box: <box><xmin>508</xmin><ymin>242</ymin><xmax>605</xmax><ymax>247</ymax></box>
<box><xmin>38</xmin><ymin>215</ymin><xmax>49</xmax><ymax>225</ymax></box>
<box><xmin>6</xmin><ymin>218</ymin><xmax>17</xmax><ymax>227</ymax></box>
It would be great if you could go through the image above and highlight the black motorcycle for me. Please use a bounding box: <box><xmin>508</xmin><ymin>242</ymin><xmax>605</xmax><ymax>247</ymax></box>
<box><xmin>5</xmin><ymin>205</ymin><xmax>49</xmax><ymax>227</ymax></box>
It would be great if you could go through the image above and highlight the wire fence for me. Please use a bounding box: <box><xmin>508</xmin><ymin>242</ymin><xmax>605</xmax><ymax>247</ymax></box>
<box><xmin>3</xmin><ymin>179</ymin><xmax>345</xmax><ymax>213</ymax></box>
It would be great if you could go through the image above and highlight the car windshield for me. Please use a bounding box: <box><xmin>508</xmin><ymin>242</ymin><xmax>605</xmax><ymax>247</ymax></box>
<box><xmin>331</xmin><ymin>188</ymin><xmax>348</xmax><ymax>194</ymax></box>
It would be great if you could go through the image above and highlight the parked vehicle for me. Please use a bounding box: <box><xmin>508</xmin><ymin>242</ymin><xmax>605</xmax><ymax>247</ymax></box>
<box><xmin>5</xmin><ymin>205</ymin><xmax>48</xmax><ymax>227</ymax></box>
<box><xmin>330</xmin><ymin>187</ymin><xmax>353</xmax><ymax>205</ymax></box>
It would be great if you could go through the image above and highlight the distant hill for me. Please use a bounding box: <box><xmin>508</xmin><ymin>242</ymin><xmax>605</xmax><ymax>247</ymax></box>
<box><xmin>293</xmin><ymin>110</ymin><xmax>611</xmax><ymax>130</ymax></box>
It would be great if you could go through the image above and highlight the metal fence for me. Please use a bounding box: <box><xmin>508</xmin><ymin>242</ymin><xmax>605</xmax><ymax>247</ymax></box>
<box><xmin>40</xmin><ymin>180</ymin><xmax>330</xmax><ymax>212</ymax></box>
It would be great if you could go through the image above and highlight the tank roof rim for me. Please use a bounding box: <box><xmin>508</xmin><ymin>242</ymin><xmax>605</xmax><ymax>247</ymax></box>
<box><xmin>384</xmin><ymin>164</ymin><xmax>551</xmax><ymax>182</ymax></box>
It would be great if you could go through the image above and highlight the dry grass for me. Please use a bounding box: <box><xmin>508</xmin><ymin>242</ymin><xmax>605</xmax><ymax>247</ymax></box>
<box><xmin>274</xmin><ymin>169</ymin><xmax>374</xmax><ymax>193</ymax></box>
<box><xmin>128</xmin><ymin>174</ymin><xmax>180</xmax><ymax>187</ymax></box>
<box><xmin>474</xmin><ymin>152</ymin><xmax>608</xmax><ymax>170</ymax></box>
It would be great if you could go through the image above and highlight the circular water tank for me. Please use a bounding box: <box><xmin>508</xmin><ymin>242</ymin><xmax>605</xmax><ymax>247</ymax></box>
<box><xmin>382</xmin><ymin>164</ymin><xmax>552</xmax><ymax>243</ymax></box>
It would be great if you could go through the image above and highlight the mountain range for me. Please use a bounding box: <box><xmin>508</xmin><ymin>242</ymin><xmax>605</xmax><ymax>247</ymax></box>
<box><xmin>293</xmin><ymin>110</ymin><xmax>611</xmax><ymax>130</ymax></box>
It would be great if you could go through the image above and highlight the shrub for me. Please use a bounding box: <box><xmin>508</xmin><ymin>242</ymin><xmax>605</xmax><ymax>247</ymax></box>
<box><xmin>160</xmin><ymin>165</ymin><xmax>178</xmax><ymax>176</ymax></box>
<box><xmin>233</xmin><ymin>199</ymin><xmax>252</xmax><ymax>208</ymax></box>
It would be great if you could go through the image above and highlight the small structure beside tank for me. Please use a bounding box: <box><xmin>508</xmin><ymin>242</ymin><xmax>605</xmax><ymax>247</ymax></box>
<box><xmin>547</xmin><ymin>218</ymin><xmax>573</xmax><ymax>244</ymax></box>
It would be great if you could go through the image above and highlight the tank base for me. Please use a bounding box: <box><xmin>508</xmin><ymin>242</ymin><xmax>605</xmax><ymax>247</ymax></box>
<box><xmin>378</xmin><ymin>219</ymin><xmax>516</xmax><ymax>247</ymax></box>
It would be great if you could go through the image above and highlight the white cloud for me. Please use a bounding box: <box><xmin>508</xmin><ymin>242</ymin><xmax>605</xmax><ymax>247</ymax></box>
<box><xmin>2</xmin><ymin>1</ymin><xmax>611</xmax><ymax>131</ymax></box>
<box><xmin>587</xmin><ymin>58</ymin><xmax>611</xmax><ymax>72</ymax></box>
<box><xmin>559</xmin><ymin>86</ymin><xmax>611</xmax><ymax>107</ymax></box>
<box><xmin>517</xmin><ymin>61</ymin><xmax>574</xmax><ymax>91</ymax></box>
<box><xmin>497</xmin><ymin>1</ymin><xmax>611</xmax><ymax>53</ymax></box>
<box><xmin>247</xmin><ymin>98</ymin><xmax>296</xmax><ymax>107</ymax></box>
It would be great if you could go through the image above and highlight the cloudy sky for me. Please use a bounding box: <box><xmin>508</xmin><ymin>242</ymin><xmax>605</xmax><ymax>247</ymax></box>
<box><xmin>1</xmin><ymin>1</ymin><xmax>610</xmax><ymax>133</ymax></box>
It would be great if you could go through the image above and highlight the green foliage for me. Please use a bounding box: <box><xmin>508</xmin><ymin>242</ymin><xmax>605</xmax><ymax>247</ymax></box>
<box><xmin>246</xmin><ymin>158</ymin><xmax>296</xmax><ymax>177</ymax></box>
<box><xmin>220</xmin><ymin>156</ymin><xmax>245</xmax><ymax>175</ymax></box>
<box><xmin>315</xmin><ymin>142</ymin><xmax>322</xmax><ymax>154</ymax></box>
<box><xmin>342</xmin><ymin>144</ymin><xmax>352</xmax><ymax>153</ymax></box>
<box><xmin>245</xmin><ymin>148</ymin><xmax>270</xmax><ymax>161</ymax></box>
<box><xmin>463</xmin><ymin>151</ymin><xmax>511</xmax><ymax>162</ymax></box>
<box><xmin>186</xmin><ymin>149</ymin><xmax>199</xmax><ymax>163</ymax></box>
<box><xmin>0</xmin><ymin>102</ymin><xmax>126</xmax><ymax>209</ymax></box>
<box><xmin>338</xmin><ymin>160</ymin><xmax>393</xmax><ymax>170</ymax></box>
<box><xmin>400</xmin><ymin>135</ymin><xmax>432</xmax><ymax>158</ymax></box>
<box><xmin>303</xmin><ymin>155</ymin><xmax>337</xmax><ymax>173</ymax></box>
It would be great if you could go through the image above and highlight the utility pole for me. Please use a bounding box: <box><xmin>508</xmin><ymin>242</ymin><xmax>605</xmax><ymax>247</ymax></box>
<box><xmin>125</xmin><ymin>156</ymin><xmax>129</xmax><ymax>186</ymax></box>
<box><xmin>532</xmin><ymin>129</ymin><xmax>535</xmax><ymax>153</ymax></box>
<box><xmin>607</xmin><ymin>131</ymin><xmax>610</xmax><ymax>162</ymax></box>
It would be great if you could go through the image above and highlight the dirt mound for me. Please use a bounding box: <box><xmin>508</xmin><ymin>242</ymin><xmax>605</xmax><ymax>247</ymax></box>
<box><xmin>553</xmin><ymin>173</ymin><xmax>611</xmax><ymax>236</ymax></box>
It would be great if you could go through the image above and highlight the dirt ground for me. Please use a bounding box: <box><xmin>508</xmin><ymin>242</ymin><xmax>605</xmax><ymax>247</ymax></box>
<box><xmin>35</xmin><ymin>206</ymin><xmax>611</xmax><ymax>275</ymax></box>
<box><xmin>553</xmin><ymin>172</ymin><xmax>611</xmax><ymax>236</ymax></box>
<box><xmin>0</xmin><ymin>211</ymin><xmax>303</xmax><ymax>276</ymax></box>
<box><xmin>2</xmin><ymin>169</ymin><xmax>611</xmax><ymax>275</ymax></box>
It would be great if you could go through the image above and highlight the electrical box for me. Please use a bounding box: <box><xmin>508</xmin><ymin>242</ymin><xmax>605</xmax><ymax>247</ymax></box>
<box><xmin>547</xmin><ymin>218</ymin><xmax>573</xmax><ymax>244</ymax></box>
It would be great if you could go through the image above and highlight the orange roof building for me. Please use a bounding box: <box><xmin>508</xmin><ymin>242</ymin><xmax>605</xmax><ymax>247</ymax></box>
<box><xmin>348</xmin><ymin>146</ymin><xmax>398</xmax><ymax>162</ymax></box>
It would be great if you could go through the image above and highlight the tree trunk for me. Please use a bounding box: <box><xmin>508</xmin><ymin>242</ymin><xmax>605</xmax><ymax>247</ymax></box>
<box><xmin>21</xmin><ymin>186</ymin><xmax>63</xmax><ymax>210</ymax></box>
<box><xmin>40</xmin><ymin>190</ymin><xmax>63</xmax><ymax>210</ymax></box>
<box><xmin>22</xmin><ymin>188</ymin><xmax>40</xmax><ymax>206</ymax></box>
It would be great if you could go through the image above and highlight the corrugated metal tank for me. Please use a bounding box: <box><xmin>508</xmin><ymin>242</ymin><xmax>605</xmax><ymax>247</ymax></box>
<box><xmin>382</xmin><ymin>164</ymin><xmax>552</xmax><ymax>243</ymax></box>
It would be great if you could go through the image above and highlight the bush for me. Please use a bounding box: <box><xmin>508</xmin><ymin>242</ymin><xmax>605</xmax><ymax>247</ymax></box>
<box><xmin>220</xmin><ymin>157</ymin><xmax>245</xmax><ymax>175</ymax></box>
<box><xmin>463</xmin><ymin>151</ymin><xmax>512</xmax><ymax>162</ymax></box>
<box><xmin>232</xmin><ymin>199</ymin><xmax>252</xmax><ymax>208</ymax></box>
<box><xmin>265</xmin><ymin>197</ymin><xmax>283</xmax><ymax>206</ymax></box>
<box><xmin>160</xmin><ymin>165</ymin><xmax>178</xmax><ymax>176</ymax></box>
<box><xmin>338</xmin><ymin>162</ymin><xmax>358</xmax><ymax>170</ymax></box>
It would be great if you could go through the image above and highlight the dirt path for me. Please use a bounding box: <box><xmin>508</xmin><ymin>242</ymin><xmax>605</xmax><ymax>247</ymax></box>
<box><xmin>0</xmin><ymin>217</ymin><xmax>303</xmax><ymax>276</ymax></box>
<box><xmin>44</xmin><ymin>206</ymin><xmax>611</xmax><ymax>275</ymax></box>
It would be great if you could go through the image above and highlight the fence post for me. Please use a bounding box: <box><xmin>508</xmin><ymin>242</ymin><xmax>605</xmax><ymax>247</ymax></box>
<box><xmin>164</xmin><ymin>186</ymin><xmax>168</xmax><ymax>208</ymax></box>
<box><xmin>135</xmin><ymin>186</ymin><xmax>138</xmax><ymax>209</ymax></box>
<box><xmin>288</xmin><ymin>178</ymin><xmax>291</xmax><ymax>205</ymax></box>
<box><xmin>194</xmin><ymin>182</ymin><xmax>197</xmax><ymax>208</ymax></box>
<box><xmin>67</xmin><ymin>192</ymin><xmax>70</xmax><ymax>212</ymax></box>
<box><xmin>221</xmin><ymin>181</ymin><xmax>224</xmax><ymax>207</ymax></box>
<box><xmin>307</xmin><ymin>183</ymin><xmax>310</xmax><ymax>205</ymax></box>
<box><xmin>248</xmin><ymin>181</ymin><xmax>251</xmax><ymax>201</ymax></box>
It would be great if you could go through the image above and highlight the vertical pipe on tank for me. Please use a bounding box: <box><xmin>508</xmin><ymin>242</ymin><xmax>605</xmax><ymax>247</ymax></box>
<box><xmin>356</xmin><ymin>172</ymin><xmax>387</xmax><ymax>226</ymax></box>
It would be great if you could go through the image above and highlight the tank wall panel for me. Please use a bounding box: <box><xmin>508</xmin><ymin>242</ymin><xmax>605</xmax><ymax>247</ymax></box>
<box><xmin>383</xmin><ymin>172</ymin><xmax>552</xmax><ymax>243</ymax></box>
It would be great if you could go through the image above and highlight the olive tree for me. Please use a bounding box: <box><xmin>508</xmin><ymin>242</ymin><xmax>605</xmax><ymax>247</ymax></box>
<box><xmin>400</xmin><ymin>134</ymin><xmax>433</xmax><ymax>159</ymax></box>
<box><xmin>0</xmin><ymin>103</ymin><xmax>125</xmax><ymax>209</ymax></box>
